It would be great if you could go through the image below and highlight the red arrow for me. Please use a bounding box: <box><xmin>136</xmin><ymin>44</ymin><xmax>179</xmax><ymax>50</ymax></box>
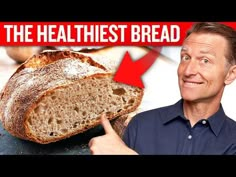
<box><xmin>113</xmin><ymin>47</ymin><xmax>162</xmax><ymax>88</ymax></box>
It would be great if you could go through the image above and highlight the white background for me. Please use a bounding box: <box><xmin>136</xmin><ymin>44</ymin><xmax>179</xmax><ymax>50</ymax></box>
<box><xmin>0</xmin><ymin>46</ymin><xmax>235</xmax><ymax>121</ymax></box>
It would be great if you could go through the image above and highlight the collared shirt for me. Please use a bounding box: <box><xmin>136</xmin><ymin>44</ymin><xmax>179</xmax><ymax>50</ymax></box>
<box><xmin>123</xmin><ymin>99</ymin><xmax>236</xmax><ymax>155</ymax></box>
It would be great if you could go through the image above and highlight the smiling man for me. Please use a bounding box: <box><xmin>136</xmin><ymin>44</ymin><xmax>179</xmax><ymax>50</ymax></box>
<box><xmin>89</xmin><ymin>22</ymin><xmax>236</xmax><ymax>155</ymax></box>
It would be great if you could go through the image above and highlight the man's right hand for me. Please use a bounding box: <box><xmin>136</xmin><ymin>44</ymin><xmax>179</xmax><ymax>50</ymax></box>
<box><xmin>88</xmin><ymin>114</ymin><xmax>138</xmax><ymax>155</ymax></box>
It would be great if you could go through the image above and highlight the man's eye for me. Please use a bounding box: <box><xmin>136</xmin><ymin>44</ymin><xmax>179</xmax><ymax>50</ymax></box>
<box><xmin>182</xmin><ymin>55</ymin><xmax>190</xmax><ymax>61</ymax></box>
<box><xmin>202</xmin><ymin>58</ymin><xmax>209</xmax><ymax>63</ymax></box>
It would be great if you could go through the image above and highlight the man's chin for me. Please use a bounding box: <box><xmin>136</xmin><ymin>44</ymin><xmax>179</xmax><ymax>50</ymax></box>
<box><xmin>181</xmin><ymin>95</ymin><xmax>199</xmax><ymax>102</ymax></box>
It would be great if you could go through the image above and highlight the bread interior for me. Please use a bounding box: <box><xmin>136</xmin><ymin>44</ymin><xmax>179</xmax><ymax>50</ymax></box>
<box><xmin>26</xmin><ymin>75</ymin><xmax>142</xmax><ymax>143</ymax></box>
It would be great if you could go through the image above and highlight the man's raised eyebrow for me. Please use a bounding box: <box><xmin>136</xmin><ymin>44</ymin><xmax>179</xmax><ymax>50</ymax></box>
<box><xmin>180</xmin><ymin>47</ymin><xmax>216</xmax><ymax>56</ymax></box>
<box><xmin>199</xmin><ymin>49</ymin><xmax>216</xmax><ymax>57</ymax></box>
<box><xmin>181</xmin><ymin>47</ymin><xmax>188</xmax><ymax>52</ymax></box>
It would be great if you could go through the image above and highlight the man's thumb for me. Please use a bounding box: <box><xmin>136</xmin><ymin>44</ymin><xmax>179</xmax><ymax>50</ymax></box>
<box><xmin>100</xmin><ymin>114</ymin><xmax>114</xmax><ymax>134</ymax></box>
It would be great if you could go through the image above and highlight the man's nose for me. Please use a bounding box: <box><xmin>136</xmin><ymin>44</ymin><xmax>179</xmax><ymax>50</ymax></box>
<box><xmin>184</xmin><ymin>60</ymin><xmax>198</xmax><ymax>76</ymax></box>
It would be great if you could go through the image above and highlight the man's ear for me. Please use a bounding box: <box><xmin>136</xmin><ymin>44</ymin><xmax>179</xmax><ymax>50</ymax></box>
<box><xmin>225</xmin><ymin>65</ymin><xmax>236</xmax><ymax>85</ymax></box>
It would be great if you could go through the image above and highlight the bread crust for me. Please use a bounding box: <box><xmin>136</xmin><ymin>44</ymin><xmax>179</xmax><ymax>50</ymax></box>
<box><xmin>0</xmin><ymin>50</ymin><xmax>143</xmax><ymax>144</ymax></box>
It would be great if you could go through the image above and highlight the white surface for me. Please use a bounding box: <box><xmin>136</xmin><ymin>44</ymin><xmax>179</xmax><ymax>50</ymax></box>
<box><xmin>0</xmin><ymin>47</ymin><xmax>19</xmax><ymax>90</ymax></box>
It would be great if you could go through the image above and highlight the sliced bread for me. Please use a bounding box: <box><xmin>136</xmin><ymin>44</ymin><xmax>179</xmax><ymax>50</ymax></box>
<box><xmin>0</xmin><ymin>50</ymin><xmax>143</xmax><ymax>144</ymax></box>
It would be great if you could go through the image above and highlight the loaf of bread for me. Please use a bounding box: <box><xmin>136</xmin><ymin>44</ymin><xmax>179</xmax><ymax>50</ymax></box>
<box><xmin>0</xmin><ymin>50</ymin><xmax>143</xmax><ymax>144</ymax></box>
<box><xmin>112</xmin><ymin>109</ymin><xmax>140</xmax><ymax>138</ymax></box>
<box><xmin>5</xmin><ymin>47</ymin><xmax>43</xmax><ymax>63</ymax></box>
<box><xmin>5</xmin><ymin>46</ymin><xmax>59</xmax><ymax>63</ymax></box>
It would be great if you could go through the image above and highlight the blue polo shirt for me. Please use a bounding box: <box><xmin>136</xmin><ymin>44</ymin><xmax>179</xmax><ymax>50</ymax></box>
<box><xmin>123</xmin><ymin>99</ymin><xmax>236</xmax><ymax>155</ymax></box>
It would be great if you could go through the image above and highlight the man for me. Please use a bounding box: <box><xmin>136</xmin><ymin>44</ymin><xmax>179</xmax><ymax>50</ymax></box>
<box><xmin>89</xmin><ymin>22</ymin><xmax>236</xmax><ymax>155</ymax></box>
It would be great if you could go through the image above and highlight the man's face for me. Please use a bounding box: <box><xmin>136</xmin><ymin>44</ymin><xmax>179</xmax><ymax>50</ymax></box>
<box><xmin>177</xmin><ymin>32</ymin><xmax>229</xmax><ymax>103</ymax></box>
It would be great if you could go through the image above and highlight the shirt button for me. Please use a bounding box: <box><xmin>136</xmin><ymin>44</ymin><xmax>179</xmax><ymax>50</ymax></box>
<box><xmin>188</xmin><ymin>135</ymin><xmax>192</xmax><ymax>140</ymax></box>
<box><xmin>202</xmin><ymin>120</ymin><xmax>207</xmax><ymax>124</ymax></box>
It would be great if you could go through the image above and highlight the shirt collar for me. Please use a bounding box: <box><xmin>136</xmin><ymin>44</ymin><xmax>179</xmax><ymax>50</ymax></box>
<box><xmin>207</xmin><ymin>104</ymin><xmax>227</xmax><ymax>136</ymax></box>
<box><xmin>161</xmin><ymin>99</ymin><xmax>227</xmax><ymax>136</ymax></box>
<box><xmin>161</xmin><ymin>99</ymin><xmax>186</xmax><ymax>124</ymax></box>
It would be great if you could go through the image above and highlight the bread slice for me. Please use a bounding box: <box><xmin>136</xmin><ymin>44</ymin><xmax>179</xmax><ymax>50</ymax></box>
<box><xmin>0</xmin><ymin>50</ymin><xmax>143</xmax><ymax>144</ymax></box>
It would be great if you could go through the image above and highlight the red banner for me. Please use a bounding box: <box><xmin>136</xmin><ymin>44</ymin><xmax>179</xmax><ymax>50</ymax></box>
<box><xmin>0</xmin><ymin>22</ymin><xmax>235</xmax><ymax>46</ymax></box>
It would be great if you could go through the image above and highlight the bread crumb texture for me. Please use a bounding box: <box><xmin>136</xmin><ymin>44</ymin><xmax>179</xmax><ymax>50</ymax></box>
<box><xmin>0</xmin><ymin>50</ymin><xmax>143</xmax><ymax>144</ymax></box>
